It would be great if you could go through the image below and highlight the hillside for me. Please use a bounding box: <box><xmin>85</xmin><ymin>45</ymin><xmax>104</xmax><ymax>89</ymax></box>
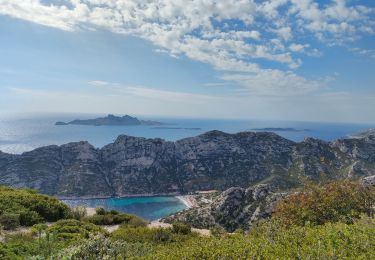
<box><xmin>0</xmin><ymin>180</ymin><xmax>373</xmax><ymax>259</ymax></box>
<box><xmin>0</xmin><ymin>130</ymin><xmax>374</xmax><ymax>197</ymax></box>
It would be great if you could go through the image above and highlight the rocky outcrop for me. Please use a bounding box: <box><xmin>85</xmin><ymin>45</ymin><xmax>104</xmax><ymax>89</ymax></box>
<box><xmin>164</xmin><ymin>183</ymin><xmax>286</xmax><ymax>232</ymax></box>
<box><xmin>361</xmin><ymin>175</ymin><xmax>375</xmax><ymax>187</ymax></box>
<box><xmin>0</xmin><ymin>130</ymin><xmax>374</xmax><ymax>197</ymax></box>
<box><xmin>165</xmin><ymin>174</ymin><xmax>375</xmax><ymax>232</ymax></box>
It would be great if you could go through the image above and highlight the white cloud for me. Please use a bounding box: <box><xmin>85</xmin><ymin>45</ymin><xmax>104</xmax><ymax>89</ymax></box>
<box><xmin>289</xmin><ymin>43</ymin><xmax>309</xmax><ymax>52</ymax></box>
<box><xmin>0</xmin><ymin>0</ymin><xmax>373</xmax><ymax>96</ymax></box>
<box><xmin>220</xmin><ymin>70</ymin><xmax>320</xmax><ymax>96</ymax></box>
<box><xmin>350</xmin><ymin>47</ymin><xmax>375</xmax><ymax>60</ymax></box>
<box><xmin>88</xmin><ymin>80</ymin><xmax>116</xmax><ymax>86</ymax></box>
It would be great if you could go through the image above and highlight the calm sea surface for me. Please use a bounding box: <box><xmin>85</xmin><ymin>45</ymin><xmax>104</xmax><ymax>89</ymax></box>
<box><xmin>62</xmin><ymin>196</ymin><xmax>186</xmax><ymax>220</ymax></box>
<box><xmin>0</xmin><ymin>113</ymin><xmax>374</xmax><ymax>154</ymax></box>
<box><xmin>1</xmin><ymin>113</ymin><xmax>374</xmax><ymax>218</ymax></box>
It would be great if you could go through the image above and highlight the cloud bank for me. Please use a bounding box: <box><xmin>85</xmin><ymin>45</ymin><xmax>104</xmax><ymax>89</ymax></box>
<box><xmin>0</xmin><ymin>0</ymin><xmax>373</xmax><ymax>96</ymax></box>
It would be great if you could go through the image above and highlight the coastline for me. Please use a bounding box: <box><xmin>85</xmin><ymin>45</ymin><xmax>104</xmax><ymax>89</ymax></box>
<box><xmin>176</xmin><ymin>195</ymin><xmax>197</xmax><ymax>208</ymax></box>
<box><xmin>57</xmin><ymin>192</ymin><xmax>182</xmax><ymax>200</ymax></box>
<box><xmin>59</xmin><ymin>193</ymin><xmax>198</xmax><ymax>209</ymax></box>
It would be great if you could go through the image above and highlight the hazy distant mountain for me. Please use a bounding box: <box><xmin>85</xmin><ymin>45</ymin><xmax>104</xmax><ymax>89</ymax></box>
<box><xmin>0</xmin><ymin>130</ymin><xmax>374</xmax><ymax>197</ymax></box>
<box><xmin>55</xmin><ymin>114</ymin><xmax>162</xmax><ymax>126</ymax></box>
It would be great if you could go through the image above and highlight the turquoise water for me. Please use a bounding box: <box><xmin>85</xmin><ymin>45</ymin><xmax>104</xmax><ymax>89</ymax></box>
<box><xmin>1</xmin><ymin>113</ymin><xmax>374</xmax><ymax>219</ymax></box>
<box><xmin>0</xmin><ymin>113</ymin><xmax>374</xmax><ymax>154</ymax></box>
<box><xmin>62</xmin><ymin>196</ymin><xmax>186</xmax><ymax>220</ymax></box>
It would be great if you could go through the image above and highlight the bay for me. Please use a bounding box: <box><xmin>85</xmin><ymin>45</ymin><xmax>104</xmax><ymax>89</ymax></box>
<box><xmin>62</xmin><ymin>196</ymin><xmax>187</xmax><ymax>220</ymax></box>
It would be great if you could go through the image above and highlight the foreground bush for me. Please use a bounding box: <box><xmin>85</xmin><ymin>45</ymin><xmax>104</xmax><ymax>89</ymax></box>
<box><xmin>0</xmin><ymin>213</ymin><xmax>20</xmax><ymax>230</ymax></box>
<box><xmin>50</xmin><ymin>217</ymin><xmax>375</xmax><ymax>259</ymax></box>
<box><xmin>53</xmin><ymin>234</ymin><xmax>151</xmax><ymax>259</ymax></box>
<box><xmin>172</xmin><ymin>222</ymin><xmax>191</xmax><ymax>235</ymax></box>
<box><xmin>83</xmin><ymin>208</ymin><xmax>147</xmax><ymax>227</ymax></box>
<box><xmin>0</xmin><ymin>186</ymin><xmax>70</xmax><ymax>229</ymax></box>
<box><xmin>273</xmin><ymin>180</ymin><xmax>375</xmax><ymax>226</ymax></box>
<box><xmin>47</xmin><ymin>219</ymin><xmax>104</xmax><ymax>242</ymax></box>
<box><xmin>147</xmin><ymin>217</ymin><xmax>375</xmax><ymax>259</ymax></box>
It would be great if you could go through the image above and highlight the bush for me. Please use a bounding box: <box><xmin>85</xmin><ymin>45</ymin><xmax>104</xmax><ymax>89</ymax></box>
<box><xmin>83</xmin><ymin>209</ymin><xmax>144</xmax><ymax>226</ymax></box>
<box><xmin>69</xmin><ymin>206</ymin><xmax>87</xmax><ymax>220</ymax></box>
<box><xmin>0</xmin><ymin>233</ymin><xmax>39</xmax><ymax>259</ymax></box>
<box><xmin>145</xmin><ymin>217</ymin><xmax>375</xmax><ymax>259</ymax></box>
<box><xmin>172</xmin><ymin>223</ymin><xmax>191</xmax><ymax>235</ymax></box>
<box><xmin>53</xmin><ymin>234</ymin><xmax>151</xmax><ymax>259</ymax></box>
<box><xmin>83</xmin><ymin>212</ymin><xmax>133</xmax><ymax>225</ymax></box>
<box><xmin>0</xmin><ymin>213</ymin><xmax>20</xmax><ymax>230</ymax></box>
<box><xmin>273</xmin><ymin>180</ymin><xmax>375</xmax><ymax>227</ymax></box>
<box><xmin>0</xmin><ymin>186</ymin><xmax>71</xmax><ymax>226</ymax></box>
<box><xmin>96</xmin><ymin>207</ymin><xmax>106</xmax><ymax>215</ymax></box>
<box><xmin>0</xmin><ymin>243</ymin><xmax>22</xmax><ymax>260</ymax></box>
<box><xmin>19</xmin><ymin>211</ymin><xmax>42</xmax><ymax>226</ymax></box>
<box><xmin>48</xmin><ymin>219</ymin><xmax>104</xmax><ymax>242</ymax></box>
<box><xmin>112</xmin><ymin>226</ymin><xmax>175</xmax><ymax>244</ymax></box>
<box><xmin>122</xmin><ymin>216</ymin><xmax>148</xmax><ymax>228</ymax></box>
<box><xmin>110</xmin><ymin>210</ymin><xmax>119</xmax><ymax>215</ymax></box>
<box><xmin>209</xmin><ymin>226</ymin><xmax>226</xmax><ymax>237</ymax></box>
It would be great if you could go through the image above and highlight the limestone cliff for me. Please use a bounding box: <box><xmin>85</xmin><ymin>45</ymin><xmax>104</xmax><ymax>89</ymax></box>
<box><xmin>0</xmin><ymin>130</ymin><xmax>374</xmax><ymax>197</ymax></box>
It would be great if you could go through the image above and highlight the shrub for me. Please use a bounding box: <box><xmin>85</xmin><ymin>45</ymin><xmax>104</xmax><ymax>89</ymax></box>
<box><xmin>19</xmin><ymin>211</ymin><xmax>42</xmax><ymax>226</ymax></box>
<box><xmin>83</xmin><ymin>211</ymin><xmax>138</xmax><ymax>226</ymax></box>
<box><xmin>145</xmin><ymin>217</ymin><xmax>375</xmax><ymax>259</ymax></box>
<box><xmin>209</xmin><ymin>226</ymin><xmax>226</xmax><ymax>237</ymax></box>
<box><xmin>96</xmin><ymin>207</ymin><xmax>106</xmax><ymax>215</ymax></box>
<box><xmin>69</xmin><ymin>206</ymin><xmax>87</xmax><ymax>220</ymax></box>
<box><xmin>0</xmin><ymin>186</ymin><xmax>71</xmax><ymax>226</ymax></box>
<box><xmin>0</xmin><ymin>243</ymin><xmax>22</xmax><ymax>260</ymax></box>
<box><xmin>273</xmin><ymin>180</ymin><xmax>375</xmax><ymax>227</ymax></box>
<box><xmin>122</xmin><ymin>216</ymin><xmax>148</xmax><ymax>228</ymax></box>
<box><xmin>0</xmin><ymin>233</ymin><xmax>39</xmax><ymax>259</ymax></box>
<box><xmin>48</xmin><ymin>219</ymin><xmax>104</xmax><ymax>242</ymax></box>
<box><xmin>109</xmin><ymin>210</ymin><xmax>119</xmax><ymax>215</ymax></box>
<box><xmin>0</xmin><ymin>213</ymin><xmax>20</xmax><ymax>230</ymax></box>
<box><xmin>172</xmin><ymin>222</ymin><xmax>191</xmax><ymax>235</ymax></box>
<box><xmin>53</xmin><ymin>234</ymin><xmax>151</xmax><ymax>259</ymax></box>
<box><xmin>112</xmin><ymin>226</ymin><xmax>175</xmax><ymax>244</ymax></box>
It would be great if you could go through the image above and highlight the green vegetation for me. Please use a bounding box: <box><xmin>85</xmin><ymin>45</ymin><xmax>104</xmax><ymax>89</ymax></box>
<box><xmin>144</xmin><ymin>217</ymin><xmax>375</xmax><ymax>259</ymax></box>
<box><xmin>172</xmin><ymin>222</ymin><xmax>191</xmax><ymax>235</ymax></box>
<box><xmin>83</xmin><ymin>208</ymin><xmax>147</xmax><ymax>226</ymax></box>
<box><xmin>48</xmin><ymin>219</ymin><xmax>104</xmax><ymax>242</ymax></box>
<box><xmin>0</xmin><ymin>181</ymin><xmax>374</xmax><ymax>259</ymax></box>
<box><xmin>0</xmin><ymin>186</ymin><xmax>70</xmax><ymax>229</ymax></box>
<box><xmin>274</xmin><ymin>180</ymin><xmax>375</xmax><ymax>226</ymax></box>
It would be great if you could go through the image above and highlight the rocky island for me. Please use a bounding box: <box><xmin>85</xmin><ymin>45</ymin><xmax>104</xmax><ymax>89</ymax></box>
<box><xmin>55</xmin><ymin>114</ymin><xmax>162</xmax><ymax>126</ymax></box>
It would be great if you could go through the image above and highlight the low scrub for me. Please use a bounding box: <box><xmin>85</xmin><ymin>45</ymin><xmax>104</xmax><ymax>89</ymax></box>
<box><xmin>83</xmin><ymin>208</ymin><xmax>147</xmax><ymax>226</ymax></box>
<box><xmin>273</xmin><ymin>180</ymin><xmax>375</xmax><ymax>226</ymax></box>
<box><xmin>0</xmin><ymin>186</ymin><xmax>70</xmax><ymax>229</ymax></box>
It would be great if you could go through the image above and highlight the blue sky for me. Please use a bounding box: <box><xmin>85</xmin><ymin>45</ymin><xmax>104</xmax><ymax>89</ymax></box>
<box><xmin>0</xmin><ymin>0</ymin><xmax>374</xmax><ymax>123</ymax></box>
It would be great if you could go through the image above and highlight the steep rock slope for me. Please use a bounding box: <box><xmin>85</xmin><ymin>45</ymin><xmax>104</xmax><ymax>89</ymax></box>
<box><xmin>0</xmin><ymin>130</ymin><xmax>374</xmax><ymax>197</ymax></box>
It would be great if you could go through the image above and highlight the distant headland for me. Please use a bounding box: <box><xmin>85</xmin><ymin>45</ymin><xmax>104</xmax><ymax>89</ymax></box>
<box><xmin>55</xmin><ymin>114</ymin><xmax>163</xmax><ymax>126</ymax></box>
<box><xmin>251</xmin><ymin>127</ymin><xmax>310</xmax><ymax>132</ymax></box>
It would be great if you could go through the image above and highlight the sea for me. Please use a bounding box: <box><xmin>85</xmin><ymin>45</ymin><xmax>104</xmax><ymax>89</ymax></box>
<box><xmin>1</xmin><ymin>113</ymin><xmax>374</xmax><ymax>219</ymax></box>
<box><xmin>62</xmin><ymin>196</ymin><xmax>187</xmax><ymax>220</ymax></box>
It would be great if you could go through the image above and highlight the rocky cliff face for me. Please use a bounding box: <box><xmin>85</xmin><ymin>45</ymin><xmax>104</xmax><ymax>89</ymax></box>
<box><xmin>163</xmin><ymin>183</ymin><xmax>286</xmax><ymax>232</ymax></box>
<box><xmin>0</xmin><ymin>130</ymin><xmax>374</xmax><ymax>197</ymax></box>
<box><xmin>165</xmin><ymin>174</ymin><xmax>375</xmax><ymax>232</ymax></box>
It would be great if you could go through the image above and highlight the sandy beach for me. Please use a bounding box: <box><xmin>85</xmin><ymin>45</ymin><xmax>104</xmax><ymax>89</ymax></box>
<box><xmin>176</xmin><ymin>195</ymin><xmax>198</xmax><ymax>208</ymax></box>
